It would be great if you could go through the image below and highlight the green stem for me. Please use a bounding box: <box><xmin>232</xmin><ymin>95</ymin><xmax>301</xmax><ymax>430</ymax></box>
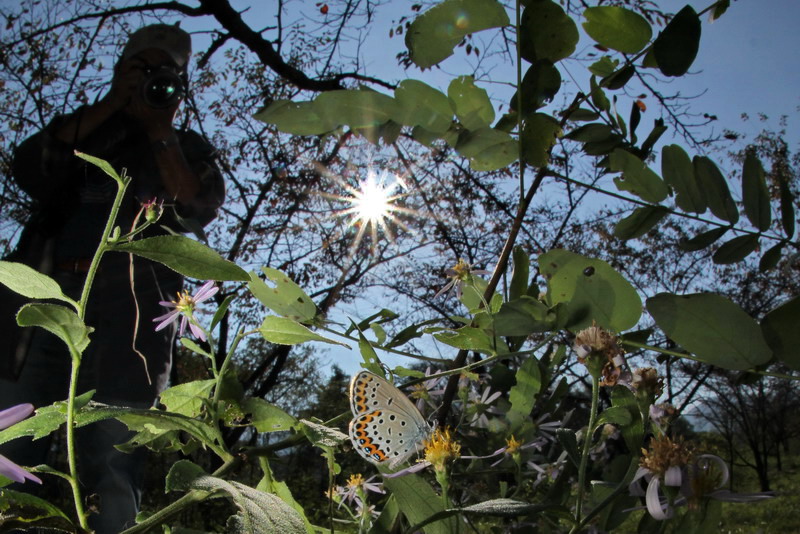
<box><xmin>65</xmin><ymin>350</ymin><xmax>88</xmax><ymax>529</ymax></box>
<box><xmin>213</xmin><ymin>326</ymin><xmax>245</xmax><ymax>406</ymax></box>
<box><xmin>77</xmin><ymin>170</ymin><xmax>130</xmax><ymax>317</ymax></box>
<box><xmin>572</xmin><ymin>373</ymin><xmax>600</xmax><ymax>532</ymax></box>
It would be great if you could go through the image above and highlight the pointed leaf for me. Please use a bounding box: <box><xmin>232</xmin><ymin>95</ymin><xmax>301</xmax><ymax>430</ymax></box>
<box><xmin>406</xmin><ymin>0</ymin><xmax>509</xmax><ymax>68</ymax></box>
<box><xmin>539</xmin><ymin>249</ymin><xmax>641</xmax><ymax>331</ymax></box>
<box><xmin>383</xmin><ymin>475</ymin><xmax>455</xmax><ymax>534</ymax></box>
<box><xmin>678</xmin><ymin>226</ymin><xmax>728</xmax><ymax>251</ymax></box>
<box><xmin>521</xmin><ymin>113</ymin><xmax>561</xmax><ymax>167</ymax></box>
<box><xmin>520</xmin><ymin>0</ymin><xmax>579</xmax><ymax>63</ymax></box>
<box><xmin>394</xmin><ymin>80</ymin><xmax>454</xmax><ymax>134</ymax></box>
<box><xmin>167</xmin><ymin>460</ymin><xmax>306</xmax><ymax>534</ymax></box>
<box><xmin>509</xmin><ymin>246</ymin><xmax>530</xmax><ymax>301</ymax></box>
<box><xmin>494</xmin><ymin>296</ymin><xmax>558</xmax><ymax>336</ymax></box>
<box><xmin>712</xmin><ymin>234</ymin><xmax>759</xmax><ymax>264</ymax></box>
<box><xmin>448</xmin><ymin>76</ymin><xmax>494</xmax><ymax>130</ymax></box>
<box><xmin>74</xmin><ymin>151</ymin><xmax>124</xmax><ymax>184</ymax></box>
<box><xmin>653</xmin><ymin>6</ymin><xmax>701</xmax><ymax>76</ymax></box>
<box><xmin>693</xmin><ymin>156</ymin><xmax>739</xmax><ymax>223</ymax></box>
<box><xmin>779</xmin><ymin>178</ymin><xmax>795</xmax><ymax>238</ymax></box>
<box><xmin>647</xmin><ymin>293</ymin><xmax>772</xmax><ymax>370</ymax></box>
<box><xmin>253</xmin><ymin>100</ymin><xmax>335</xmax><ymax>135</ymax></box>
<box><xmin>582</xmin><ymin>7</ymin><xmax>652</xmax><ymax>54</ymax></box>
<box><xmin>760</xmin><ymin>295</ymin><xmax>800</xmax><ymax>371</ymax></box>
<box><xmin>662</xmin><ymin>144</ymin><xmax>706</xmax><ymax>213</ymax></box>
<box><xmin>614</xmin><ymin>206</ymin><xmax>669</xmax><ymax>240</ymax></box>
<box><xmin>742</xmin><ymin>152</ymin><xmax>772</xmax><ymax>231</ymax></box>
<box><xmin>242</xmin><ymin>398</ymin><xmax>298</xmax><ymax>432</ymax></box>
<box><xmin>314</xmin><ymin>89</ymin><xmax>397</xmax><ymax>129</ymax></box>
<box><xmin>16</xmin><ymin>303</ymin><xmax>91</xmax><ymax>354</ymax></box>
<box><xmin>759</xmin><ymin>243</ymin><xmax>784</xmax><ymax>272</ymax></box>
<box><xmin>507</xmin><ymin>355</ymin><xmax>542</xmax><ymax>430</ymax></box>
<box><xmin>455</xmin><ymin>127</ymin><xmax>518</xmax><ymax>170</ymax></box>
<box><xmin>248</xmin><ymin>268</ymin><xmax>317</xmax><ymax>323</ymax></box>
<box><xmin>0</xmin><ymin>261</ymin><xmax>75</xmax><ymax>305</ymax></box>
<box><xmin>511</xmin><ymin>60</ymin><xmax>562</xmax><ymax>114</ymax></box>
<box><xmin>259</xmin><ymin>316</ymin><xmax>346</xmax><ymax>346</ymax></box>
<box><xmin>609</xmin><ymin>148</ymin><xmax>669</xmax><ymax>203</ymax></box>
<box><xmin>112</xmin><ymin>236</ymin><xmax>249</xmax><ymax>281</ymax></box>
<box><xmin>159</xmin><ymin>380</ymin><xmax>215</xmax><ymax>417</ymax></box>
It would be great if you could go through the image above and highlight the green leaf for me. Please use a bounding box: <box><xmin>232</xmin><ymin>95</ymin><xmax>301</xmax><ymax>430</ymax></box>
<box><xmin>539</xmin><ymin>249</ymin><xmax>642</xmax><ymax>331</ymax></box>
<box><xmin>242</xmin><ymin>398</ymin><xmax>298</xmax><ymax>432</ymax></box>
<box><xmin>0</xmin><ymin>261</ymin><xmax>75</xmax><ymax>306</ymax></box>
<box><xmin>507</xmin><ymin>355</ymin><xmax>542</xmax><ymax>430</ymax></box>
<box><xmin>712</xmin><ymin>234</ymin><xmax>759</xmax><ymax>264</ymax></box>
<box><xmin>0</xmin><ymin>489</ymin><xmax>76</xmax><ymax>532</ymax></box>
<box><xmin>589</xmin><ymin>56</ymin><xmax>619</xmax><ymax>78</ymax></box>
<box><xmin>646</xmin><ymin>293</ymin><xmax>773</xmax><ymax>370</ymax></box>
<box><xmin>520</xmin><ymin>0</ymin><xmax>579</xmax><ymax>63</ymax></box>
<box><xmin>16</xmin><ymin>303</ymin><xmax>92</xmax><ymax>354</ymax></box>
<box><xmin>314</xmin><ymin>89</ymin><xmax>397</xmax><ymax>130</ymax></box>
<box><xmin>609</xmin><ymin>386</ymin><xmax>643</xmax><ymax>454</ymax></box>
<box><xmin>566</xmin><ymin>123</ymin><xmax>615</xmax><ymax>143</ymax></box>
<box><xmin>742</xmin><ymin>151</ymin><xmax>772</xmax><ymax>231</ymax></box>
<box><xmin>521</xmin><ymin>113</ymin><xmax>561</xmax><ymax>167</ymax></box>
<box><xmin>259</xmin><ymin>316</ymin><xmax>345</xmax><ymax>346</ymax></box>
<box><xmin>603</xmin><ymin>65</ymin><xmax>636</xmax><ymax>90</ymax></box>
<box><xmin>590</xmin><ymin>76</ymin><xmax>610</xmax><ymax>112</ymax></box>
<box><xmin>759</xmin><ymin>243</ymin><xmax>783</xmax><ymax>272</ymax></box>
<box><xmin>455</xmin><ymin>127</ymin><xmax>518</xmax><ymax>171</ymax></box>
<box><xmin>594</xmin><ymin>405</ymin><xmax>632</xmax><ymax>428</ymax></box>
<box><xmin>394</xmin><ymin>79</ymin><xmax>454</xmax><ymax>134</ymax></box>
<box><xmin>511</xmin><ymin>60</ymin><xmax>562</xmax><ymax>114</ymax></box>
<box><xmin>297</xmin><ymin>419</ymin><xmax>348</xmax><ymax>449</ymax></box>
<box><xmin>582</xmin><ymin>7</ymin><xmax>652</xmax><ymax>54</ymax></box>
<box><xmin>448</xmin><ymin>76</ymin><xmax>494</xmax><ymax>131</ymax></box>
<box><xmin>662</xmin><ymin>144</ymin><xmax>706</xmax><ymax>213</ymax></box>
<box><xmin>614</xmin><ymin>206</ymin><xmax>669</xmax><ymax>240</ymax></box>
<box><xmin>253</xmin><ymin>100</ymin><xmax>335</xmax><ymax>135</ymax></box>
<box><xmin>609</xmin><ymin>148</ymin><xmax>669</xmax><ymax>203</ymax></box>
<box><xmin>693</xmin><ymin>156</ymin><xmax>739</xmax><ymax>223</ymax></box>
<box><xmin>383</xmin><ymin>474</ymin><xmax>456</xmax><ymax>534</ymax></box>
<box><xmin>779</xmin><ymin>177</ymin><xmax>796</xmax><ymax>238</ymax></box>
<box><xmin>653</xmin><ymin>6</ymin><xmax>701</xmax><ymax>76</ymax></box>
<box><xmin>166</xmin><ymin>460</ymin><xmax>306</xmax><ymax>534</ymax></box>
<box><xmin>494</xmin><ymin>296</ymin><xmax>557</xmax><ymax>336</ymax></box>
<box><xmin>248</xmin><ymin>268</ymin><xmax>317</xmax><ymax>323</ymax></box>
<box><xmin>256</xmin><ymin>458</ymin><xmax>314</xmax><ymax>534</ymax></box>
<box><xmin>112</xmin><ymin>235</ymin><xmax>249</xmax><ymax>281</ymax></box>
<box><xmin>355</xmin><ymin>325</ymin><xmax>384</xmax><ymax>373</ymax></box>
<box><xmin>74</xmin><ymin>151</ymin><xmax>123</xmax><ymax>184</ymax></box>
<box><xmin>405</xmin><ymin>0</ymin><xmax>510</xmax><ymax>68</ymax></box>
<box><xmin>433</xmin><ymin>325</ymin><xmax>498</xmax><ymax>355</ymax></box>
<box><xmin>509</xmin><ymin>246</ymin><xmax>530</xmax><ymax>301</ymax></box>
<box><xmin>556</xmin><ymin>428</ymin><xmax>581</xmax><ymax>468</ymax></box>
<box><xmin>760</xmin><ymin>295</ymin><xmax>800</xmax><ymax>371</ymax></box>
<box><xmin>159</xmin><ymin>380</ymin><xmax>215</xmax><ymax>417</ymax></box>
<box><xmin>678</xmin><ymin>226</ymin><xmax>729</xmax><ymax>251</ymax></box>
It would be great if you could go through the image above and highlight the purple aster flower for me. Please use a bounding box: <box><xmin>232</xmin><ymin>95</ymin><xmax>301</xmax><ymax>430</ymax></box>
<box><xmin>153</xmin><ymin>281</ymin><xmax>218</xmax><ymax>342</ymax></box>
<box><xmin>0</xmin><ymin>404</ymin><xmax>42</xmax><ymax>484</ymax></box>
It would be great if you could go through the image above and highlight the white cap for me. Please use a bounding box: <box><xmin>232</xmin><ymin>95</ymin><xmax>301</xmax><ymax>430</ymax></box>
<box><xmin>121</xmin><ymin>24</ymin><xmax>192</xmax><ymax>68</ymax></box>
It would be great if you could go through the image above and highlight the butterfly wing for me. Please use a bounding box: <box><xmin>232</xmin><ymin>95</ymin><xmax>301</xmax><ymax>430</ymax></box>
<box><xmin>348</xmin><ymin>371</ymin><xmax>430</xmax><ymax>466</ymax></box>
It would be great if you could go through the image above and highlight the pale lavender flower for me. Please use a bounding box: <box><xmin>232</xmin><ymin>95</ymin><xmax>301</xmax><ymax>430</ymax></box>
<box><xmin>434</xmin><ymin>258</ymin><xmax>491</xmax><ymax>299</ymax></box>
<box><xmin>0</xmin><ymin>404</ymin><xmax>42</xmax><ymax>484</ymax></box>
<box><xmin>467</xmin><ymin>386</ymin><xmax>502</xmax><ymax>428</ymax></box>
<box><xmin>154</xmin><ymin>281</ymin><xmax>218</xmax><ymax>341</ymax></box>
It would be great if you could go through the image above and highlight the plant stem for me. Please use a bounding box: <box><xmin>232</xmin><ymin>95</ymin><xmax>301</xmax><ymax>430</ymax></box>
<box><xmin>65</xmin><ymin>350</ymin><xmax>88</xmax><ymax>529</ymax></box>
<box><xmin>571</xmin><ymin>373</ymin><xmax>600</xmax><ymax>532</ymax></box>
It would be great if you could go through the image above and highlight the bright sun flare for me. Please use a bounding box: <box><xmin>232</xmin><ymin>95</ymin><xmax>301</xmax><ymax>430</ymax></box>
<box><xmin>349</xmin><ymin>174</ymin><xmax>394</xmax><ymax>226</ymax></box>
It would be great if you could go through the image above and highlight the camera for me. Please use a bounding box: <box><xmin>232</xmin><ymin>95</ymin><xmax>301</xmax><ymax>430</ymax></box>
<box><xmin>141</xmin><ymin>66</ymin><xmax>185</xmax><ymax>108</ymax></box>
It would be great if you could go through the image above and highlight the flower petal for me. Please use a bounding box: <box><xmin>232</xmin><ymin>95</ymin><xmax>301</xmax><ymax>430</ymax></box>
<box><xmin>664</xmin><ymin>465</ymin><xmax>683</xmax><ymax>487</ymax></box>
<box><xmin>645</xmin><ymin>476</ymin><xmax>672</xmax><ymax>520</ymax></box>
<box><xmin>0</xmin><ymin>454</ymin><xmax>41</xmax><ymax>484</ymax></box>
<box><xmin>189</xmin><ymin>322</ymin><xmax>207</xmax><ymax>342</ymax></box>
<box><xmin>0</xmin><ymin>404</ymin><xmax>34</xmax><ymax>429</ymax></box>
<box><xmin>193</xmin><ymin>281</ymin><xmax>218</xmax><ymax>303</ymax></box>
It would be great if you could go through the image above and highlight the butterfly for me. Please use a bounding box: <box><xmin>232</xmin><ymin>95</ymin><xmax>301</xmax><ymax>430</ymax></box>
<box><xmin>348</xmin><ymin>370</ymin><xmax>431</xmax><ymax>466</ymax></box>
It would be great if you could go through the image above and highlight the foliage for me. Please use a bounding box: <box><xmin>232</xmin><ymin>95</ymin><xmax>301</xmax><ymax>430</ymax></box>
<box><xmin>0</xmin><ymin>0</ymin><xmax>797</xmax><ymax>532</ymax></box>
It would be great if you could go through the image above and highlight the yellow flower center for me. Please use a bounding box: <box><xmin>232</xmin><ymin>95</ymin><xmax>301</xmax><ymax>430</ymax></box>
<box><xmin>423</xmin><ymin>427</ymin><xmax>461</xmax><ymax>470</ymax></box>
<box><xmin>450</xmin><ymin>258</ymin><xmax>471</xmax><ymax>280</ymax></box>
<box><xmin>346</xmin><ymin>473</ymin><xmax>365</xmax><ymax>489</ymax></box>
<box><xmin>640</xmin><ymin>435</ymin><xmax>694</xmax><ymax>477</ymax></box>
<box><xmin>505</xmin><ymin>435</ymin><xmax>523</xmax><ymax>455</ymax></box>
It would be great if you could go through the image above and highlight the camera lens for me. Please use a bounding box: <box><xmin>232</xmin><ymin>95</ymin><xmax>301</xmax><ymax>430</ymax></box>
<box><xmin>142</xmin><ymin>68</ymin><xmax>185</xmax><ymax>108</ymax></box>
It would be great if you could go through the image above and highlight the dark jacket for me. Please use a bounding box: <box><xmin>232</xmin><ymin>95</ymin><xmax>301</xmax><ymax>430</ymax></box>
<box><xmin>1</xmin><ymin>107</ymin><xmax>225</xmax><ymax>401</ymax></box>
